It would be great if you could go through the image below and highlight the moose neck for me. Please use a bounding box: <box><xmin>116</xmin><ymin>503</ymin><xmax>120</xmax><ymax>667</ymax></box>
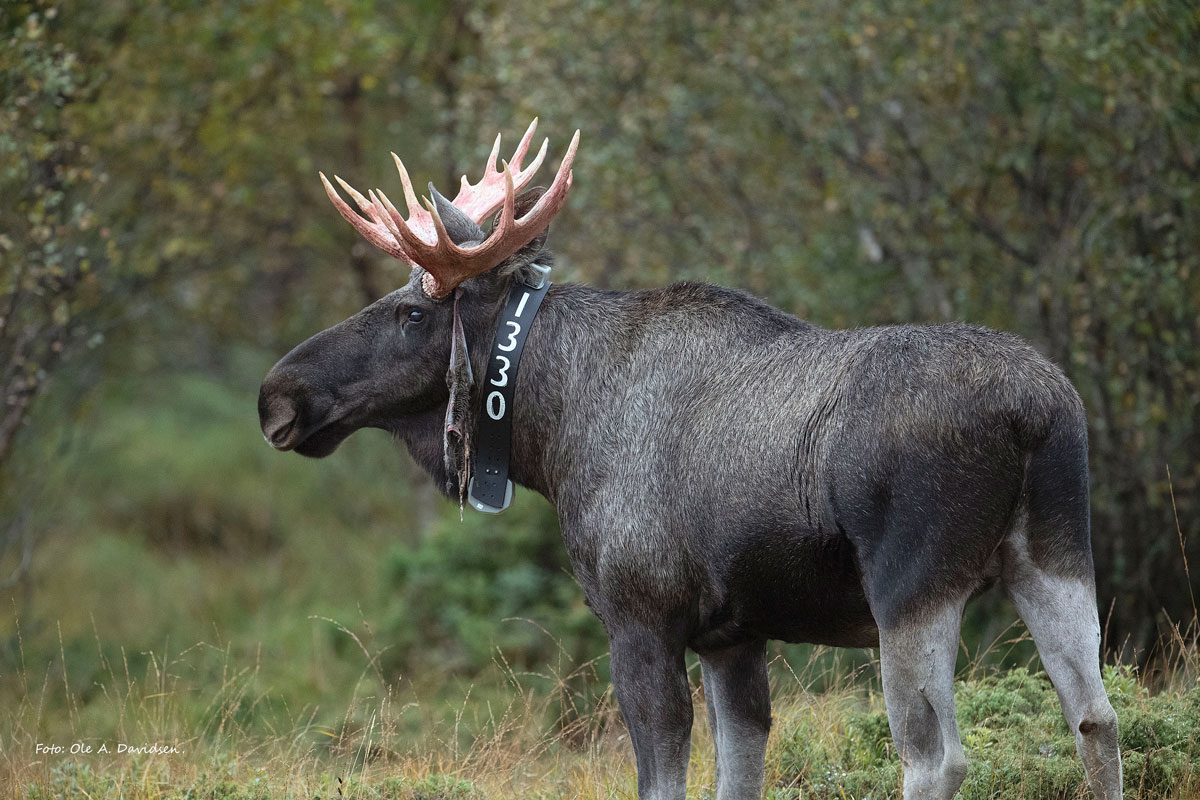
<box><xmin>392</xmin><ymin>281</ymin><xmax>624</xmax><ymax>506</ymax></box>
<box><xmin>499</xmin><ymin>282</ymin><xmax>610</xmax><ymax>503</ymax></box>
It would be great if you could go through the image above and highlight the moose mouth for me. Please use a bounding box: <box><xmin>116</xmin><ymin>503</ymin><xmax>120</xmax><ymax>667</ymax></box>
<box><xmin>262</xmin><ymin>401</ymin><xmax>357</xmax><ymax>458</ymax></box>
<box><xmin>292</xmin><ymin>421</ymin><xmax>356</xmax><ymax>458</ymax></box>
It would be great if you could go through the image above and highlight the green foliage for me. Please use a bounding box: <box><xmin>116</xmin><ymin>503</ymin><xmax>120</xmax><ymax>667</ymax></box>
<box><xmin>26</xmin><ymin>765</ymin><xmax>477</xmax><ymax>800</ymax></box>
<box><xmin>0</xmin><ymin>2</ymin><xmax>114</xmax><ymax>466</ymax></box>
<box><xmin>772</xmin><ymin>698</ymin><xmax>903</xmax><ymax>800</ymax></box>
<box><xmin>381</xmin><ymin>494</ymin><xmax>605</xmax><ymax>678</ymax></box>
<box><xmin>25</xmin><ymin>764</ymin><xmax>109</xmax><ymax>800</ymax></box>
<box><xmin>370</xmin><ymin>775</ymin><xmax>480</xmax><ymax>800</ymax></box>
<box><xmin>771</xmin><ymin>667</ymin><xmax>1200</xmax><ymax>799</ymax></box>
<box><xmin>63</xmin><ymin>367</ymin><xmax>411</xmax><ymax>555</ymax></box>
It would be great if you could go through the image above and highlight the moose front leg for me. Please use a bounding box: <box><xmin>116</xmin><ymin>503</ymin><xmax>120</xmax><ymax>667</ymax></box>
<box><xmin>609</xmin><ymin>624</ymin><xmax>694</xmax><ymax>800</ymax></box>
<box><xmin>700</xmin><ymin>641</ymin><xmax>771</xmax><ymax>800</ymax></box>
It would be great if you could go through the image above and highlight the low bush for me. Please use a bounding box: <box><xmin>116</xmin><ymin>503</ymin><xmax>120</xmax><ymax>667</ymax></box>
<box><xmin>770</xmin><ymin>666</ymin><xmax>1200</xmax><ymax>800</ymax></box>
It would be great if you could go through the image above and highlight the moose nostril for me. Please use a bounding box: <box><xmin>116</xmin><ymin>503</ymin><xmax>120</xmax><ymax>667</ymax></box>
<box><xmin>262</xmin><ymin>399</ymin><xmax>300</xmax><ymax>449</ymax></box>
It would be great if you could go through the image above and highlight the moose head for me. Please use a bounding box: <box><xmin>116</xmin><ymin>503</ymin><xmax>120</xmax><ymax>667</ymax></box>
<box><xmin>258</xmin><ymin>120</ymin><xmax>577</xmax><ymax>473</ymax></box>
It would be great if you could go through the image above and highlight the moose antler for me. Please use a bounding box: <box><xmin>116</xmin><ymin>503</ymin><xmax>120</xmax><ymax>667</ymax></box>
<box><xmin>320</xmin><ymin>119</ymin><xmax>578</xmax><ymax>298</ymax></box>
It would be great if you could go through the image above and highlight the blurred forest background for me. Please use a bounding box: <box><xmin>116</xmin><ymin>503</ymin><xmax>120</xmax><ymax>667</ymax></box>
<box><xmin>2</xmin><ymin>0</ymin><xmax>1199</xmax><ymax>783</ymax></box>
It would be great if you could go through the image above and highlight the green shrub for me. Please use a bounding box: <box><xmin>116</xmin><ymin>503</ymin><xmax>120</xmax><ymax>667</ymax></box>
<box><xmin>380</xmin><ymin>492</ymin><xmax>606</xmax><ymax>679</ymax></box>
<box><xmin>772</xmin><ymin>667</ymin><xmax>1200</xmax><ymax>800</ymax></box>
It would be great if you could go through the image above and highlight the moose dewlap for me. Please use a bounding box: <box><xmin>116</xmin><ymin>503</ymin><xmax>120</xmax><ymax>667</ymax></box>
<box><xmin>258</xmin><ymin>119</ymin><xmax>1121</xmax><ymax>800</ymax></box>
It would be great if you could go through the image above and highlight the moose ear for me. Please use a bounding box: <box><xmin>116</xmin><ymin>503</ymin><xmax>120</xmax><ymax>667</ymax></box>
<box><xmin>429</xmin><ymin>183</ymin><xmax>486</xmax><ymax>246</ymax></box>
<box><xmin>493</xmin><ymin>187</ymin><xmax>553</xmax><ymax>278</ymax></box>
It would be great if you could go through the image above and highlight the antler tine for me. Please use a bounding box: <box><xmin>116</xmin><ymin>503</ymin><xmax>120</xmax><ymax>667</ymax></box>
<box><xmin>335</xmin><ymin>175</ymin><xmax>374</xmax><ymax>215</ymax></box>
<box><xmin>457</xmin><ymin>133</ymin><xmax>499</xmax><ymax>197</ymax></box>
<box><xmin>373</xmin><ymin>188</ymin><xmax>404</xmax><ymax>234</ymax></box>
<box><xmin>509</xmin><ymin>117</ymin><xmax>538</xmax><ymax>171</ymax></box>
<box><xmin>515</xmin><ymin>128</ymin><xmax>578</xmax><ymax>227</ymax></box>
<box><xmin>390</xmin><ymin>153</ymin><xmax>422</xmax><ymax>219</ymax></box>
<box><xmin>320</xmin><ymin>172</ymin><xmax>410</xmax><ymax>261</ymax></box>
<box><xmin>451</xmin><ymin>118</ymin><xmax>549</xmax><ymax>223</ymax></box>
<box><xmin>520</xmin><ymin>137</ymin><xmax>549</xmax><ymax>185</ymax></box>
<box><xmin>367</xmin><ymin>190</ymin><xmax>397</xmax><ymax>237</ymax></box>
<box><xmin>452</xmin><ymin>129</ymin><xmax>504</xmax><ymax>202</ymax></box>
<box><xmin>485</xmin><ymin>132</ymin><xmax>502</xmax><ymax>175</ymax></box>
<box><xmin>493</xmin><ymin>160</ymin><xmax>518</xmax><ymax>242</ymax></box>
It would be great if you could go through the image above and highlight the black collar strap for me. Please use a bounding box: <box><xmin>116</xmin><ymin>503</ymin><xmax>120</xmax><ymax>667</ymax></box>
<box><xmin>467</xmin><ymin>264</ymin><xmax>552</xmax><ymax>513</ymax></box>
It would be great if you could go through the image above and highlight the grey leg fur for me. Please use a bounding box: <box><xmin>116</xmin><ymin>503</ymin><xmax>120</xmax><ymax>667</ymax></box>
<box><xmin>1005</xmin><ymin>564</ymin><xmax>1122</xmax><ymax>799</ymax></box>
<box><xmin>879</xmin><ymin>601</ymin><xmax>970</xmax><ymax>800</ymax></box>
<box><xmin>703</xmin><ymin>664</ymin><xmax>721</xmax><ymax>788</ymax></box>
<box><xmin>700</xmin><ymin>641</ymin><xmax>771</xmax><ymax>800</ymax></box>
<box><xmin>609</xmin><ymin>625</ymin><xmax>693</xmax><ymax>800</ymax></box>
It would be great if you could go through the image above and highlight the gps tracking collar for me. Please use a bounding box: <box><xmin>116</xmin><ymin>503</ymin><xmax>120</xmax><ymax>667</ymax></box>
<box><xmin>454</xmin><ymin>263</ymin><xmax>552</xmax><ymax>514</ymax></box>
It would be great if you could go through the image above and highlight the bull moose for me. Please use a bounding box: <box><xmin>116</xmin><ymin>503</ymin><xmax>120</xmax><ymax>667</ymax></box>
<box><xmin>258</xmin><ymin>120</ymin><xmax>1122</xmax><ymax>800</ymax></box>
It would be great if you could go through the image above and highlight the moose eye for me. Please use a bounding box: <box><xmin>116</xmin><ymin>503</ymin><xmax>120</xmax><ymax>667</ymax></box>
<box><xmin>406</xmin><ymin>309</ymin><xmax>425</xmax><ymax>324</ymax></box>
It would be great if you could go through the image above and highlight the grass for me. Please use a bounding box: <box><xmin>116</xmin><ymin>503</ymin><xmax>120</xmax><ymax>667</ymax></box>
<box><xmin>3</xmin><ymin>617</ymin><xmax>634</xmax><ymax>799</ymax></box>
<box><xmin>4</xmin><ymin>620</ymin><xmax>1200</xmax><ymax>799</ymax></box>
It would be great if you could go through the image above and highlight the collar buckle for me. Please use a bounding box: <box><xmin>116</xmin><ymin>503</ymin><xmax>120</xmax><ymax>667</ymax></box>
<box><xmin>524</xmin><ymin>262</ymin><xmax>551</xmax><ymax>290</ymax></box>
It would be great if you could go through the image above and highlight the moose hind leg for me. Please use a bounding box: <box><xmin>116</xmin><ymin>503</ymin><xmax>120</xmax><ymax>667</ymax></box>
<box><xmin>879</xmin><ymin>601</ymin><xmax>969</xmax><ymax>800</ymax></box>
<box><xmin>1006</xmin><ymin>569</ymin><xmax>1122</xmax><ymax>800</ymax></box>
<box><xmin>699</xmin><ymin>641</ymin><xmax>771</xmax><ymax>800</ymax></box>
<box><xmin>609</xmin><ymin>624</ymin><xmax>694</xmax><ymax>800</ymax></box>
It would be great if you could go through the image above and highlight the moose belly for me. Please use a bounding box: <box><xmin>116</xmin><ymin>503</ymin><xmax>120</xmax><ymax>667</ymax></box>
<box><xmin>691</xmin><ymin>525</ymin><xmax>879</xmax><ymax>652</ymax></box>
